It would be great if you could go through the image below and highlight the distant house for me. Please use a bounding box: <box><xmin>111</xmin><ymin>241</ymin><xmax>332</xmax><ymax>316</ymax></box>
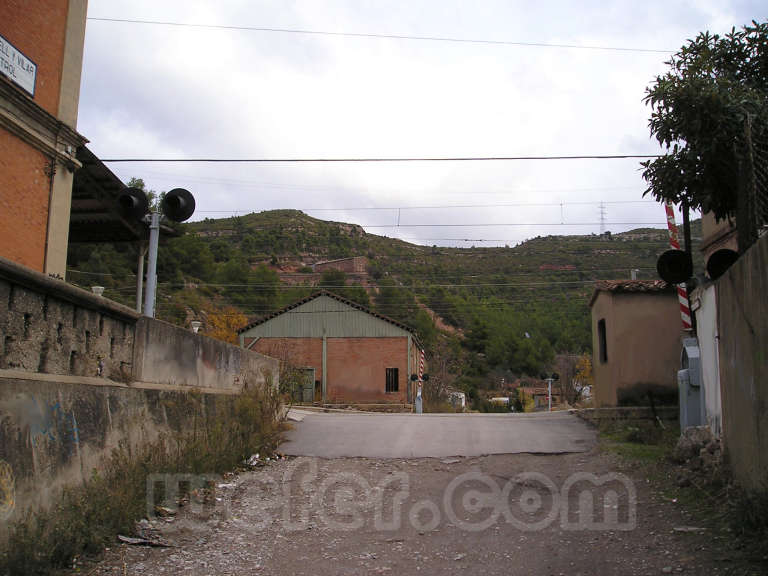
<box><xmin>238</xmin><ymin>291</ymin><xmax>423</xmax><ymax>405</ymax></box>
<box><xmin>589</xmin><ymin>280</ymin><xmax>682</xmax><ymax>406</ymax></box>
<box><xmin>313</xmin><ymin>256</ymin><xmax>368</xmax><ymax>274</ymax></box>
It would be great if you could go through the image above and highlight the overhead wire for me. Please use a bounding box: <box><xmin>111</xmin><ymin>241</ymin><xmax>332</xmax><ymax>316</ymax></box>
<box><xmin>87</xmin><ymin>16</ymin><xmax>673</xmax><ymax>54</ymax></box>
<box><xmin>194</xmin><ymin>199</ymin><xmax>657</xmax><ymax>214</ymax></box>
<box><xmin>102</xmin><ymin>154</ymin><xmax>661</xmax><ymax>163</ymax></box>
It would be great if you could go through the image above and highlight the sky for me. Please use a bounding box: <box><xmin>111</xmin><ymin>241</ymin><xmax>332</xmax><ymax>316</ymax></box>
<box><xmin>77</xmin><ymin>1</ymin><xmax>766</xmax><ymax>247</ymax></box>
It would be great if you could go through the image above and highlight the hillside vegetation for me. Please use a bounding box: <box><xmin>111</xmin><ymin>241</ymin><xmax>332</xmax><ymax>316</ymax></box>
<box><xmin>67</xmin><ymin>208</ymin><xmax>700</xmax><ymax>395</ymax></box>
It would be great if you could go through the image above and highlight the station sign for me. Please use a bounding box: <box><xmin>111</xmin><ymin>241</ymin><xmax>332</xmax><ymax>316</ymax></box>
<box><xmin>0</xmin><ymin>33</ymin><xmax>37</xmax><ymax>97</ymax></box>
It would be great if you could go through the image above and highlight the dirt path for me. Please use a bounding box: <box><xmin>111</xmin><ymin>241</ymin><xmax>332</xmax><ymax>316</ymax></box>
<box><xmin>80</xmin><ymin>449</ymin><xmax>759</xmax><ymax>575</ymax></box>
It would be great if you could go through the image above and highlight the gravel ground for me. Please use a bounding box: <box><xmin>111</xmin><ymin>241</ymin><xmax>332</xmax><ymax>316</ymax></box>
<box><xmin>78</xmin><ymin>449</ymin><xmax>764</xmax><ymax>576</ymax></box>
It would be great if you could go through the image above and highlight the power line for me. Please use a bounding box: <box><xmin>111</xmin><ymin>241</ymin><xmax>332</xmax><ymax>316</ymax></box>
<box><xmin>102</xmin><ymin>154</ymin><xmax>661</xmax><ymax>163</ymax></box>
<box><xmin>194</xmin><ymin>199</ymin><xmax>656</xmax><ymax>214</ymax></box>
<box><xmin>363</xmin><ymin>222</ymin><xmax>666</xmax><ymax>228</ymax></box>
<box><xmin>87</xmin><ymin>17</ymin><xmax>673</xmax><ymax>54</ymax></box>
<box><xmin>146</xmin><ymin>279</ymin><xmax>607</xmax><ymax>289</ymax></box>
<box><xmin>132</xmin><ymin>172</ymin><xmax>643</xmax><ymax>196</ymax></box>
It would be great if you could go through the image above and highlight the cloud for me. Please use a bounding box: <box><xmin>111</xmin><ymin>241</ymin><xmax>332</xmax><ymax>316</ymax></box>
<box><xmin>78</xmin><ymin>0</ymin><xmax>761</xmax><ymax>246</ymax></box>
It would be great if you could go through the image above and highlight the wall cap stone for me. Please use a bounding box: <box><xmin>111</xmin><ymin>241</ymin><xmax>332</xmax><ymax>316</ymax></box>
<box><xmin>0</xmin><ymin>254</ymin><xmax>139</xmax><ymax>322</ymax></box>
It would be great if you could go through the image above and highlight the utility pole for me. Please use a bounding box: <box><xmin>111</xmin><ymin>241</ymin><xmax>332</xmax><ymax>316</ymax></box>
<box><xmin>599</xmin><ymin>201</ymin><xmax>607</xmax><ymax>235</ymax></box>
<box><xmin>142</xmin><ymin>211</ymin><xmax>161</xmax><ymax>317</ymax></box>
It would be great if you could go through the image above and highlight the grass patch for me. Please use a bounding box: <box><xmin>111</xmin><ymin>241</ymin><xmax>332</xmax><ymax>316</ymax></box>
<box><xmin>0</xmin><ymin>382</ymin><xmax>284</xmax><ymax>576</ymax></box>
<box><xmin>598</xmin><ymin>419</ymin><xmax>768</xmax><ymax>569</ymax></box>
<box><xmin>598</xmin><ymin>419</ymin><xmax>679</xmax><ymax>463</ymax></box>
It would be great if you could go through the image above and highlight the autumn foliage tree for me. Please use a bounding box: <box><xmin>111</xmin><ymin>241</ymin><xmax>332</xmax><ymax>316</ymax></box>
<box><xmin>205</xmin><ymin>306</ymin><xmax>248</xmax><ymax>345</ymax></box>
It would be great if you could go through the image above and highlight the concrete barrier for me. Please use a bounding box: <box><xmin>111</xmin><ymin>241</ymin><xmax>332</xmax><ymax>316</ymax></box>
<box><xmin>573</xmin><ymin>406</ymin><xmax>679</xmax><ymax>425</ymax></box>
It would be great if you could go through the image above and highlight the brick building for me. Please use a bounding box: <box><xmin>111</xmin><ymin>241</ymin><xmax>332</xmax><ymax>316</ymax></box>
<box><xmin>239</xmin><ymin>291</ymin><xmax>423</xmax><ymax>405</ymax></box>
<box><xmin>1</xmin><ymin>0</ymin><xmax>88</xmax><ymax>277</ymax></box>
<box><xmin>313</xmin><ymin>256</ymin><xmax>368</xmax><ymax>274</ymax></box>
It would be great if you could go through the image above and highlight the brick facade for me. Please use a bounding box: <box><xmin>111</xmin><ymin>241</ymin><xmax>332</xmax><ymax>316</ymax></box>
<box><xmin>0</xmin><ymin>130</ymin><xmax>50</xmax><ymax>270</ymax></box>
<box><xmin>2</xmin><ymin>0</ymin><xmax>68</xmax><ymax>116</ymax></box>
<box><xmin>247</xmin><ymin>336</ymin><xmax>415</xmax><ymax>404</ymax></box>
<box><xmin>1</xmin><ymin>0</ymin><xmax>86</xmax><ymax>276</ymax></box>
<box><xmin>247</xmin><ymin>338</ymin><xmax>323</xmax><ymax>374</ymax></box>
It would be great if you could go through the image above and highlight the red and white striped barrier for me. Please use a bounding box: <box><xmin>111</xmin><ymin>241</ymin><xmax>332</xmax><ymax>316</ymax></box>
<box><xmin>419</xmin><ymin>349</ymin><xmax>425</xmax><ymax>380</ymax></box>
<box><xmin>664</xmin><ymin>202</ymin><xmax>693</xmax><ymax>331</ymax></box>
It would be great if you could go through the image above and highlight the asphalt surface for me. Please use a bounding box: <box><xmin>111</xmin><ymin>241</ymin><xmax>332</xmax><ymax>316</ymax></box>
<box><xmin>281</xmin><ymin>409</ymin><xmax>595</xmax><ymax>458</ymax></box>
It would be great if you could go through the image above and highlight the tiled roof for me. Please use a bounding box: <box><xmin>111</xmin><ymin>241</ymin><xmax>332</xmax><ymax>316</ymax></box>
<box><xmin>589</xmin><ymin>279</ymin><xmax>674</xmax><ymax>307</ymax></box>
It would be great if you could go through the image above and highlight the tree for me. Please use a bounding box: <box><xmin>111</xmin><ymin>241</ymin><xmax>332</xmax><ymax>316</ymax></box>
<box><xmin>206</xmin><ymin>306</ymin><xmax>247</xmax><ymax>344</ymax></box>
<box><xmin>318</xmin><ymin>268</ymin><xmax>370</xmax><ymax>307</ymax></box>
<box><xmin>573</xmin><ymin>353</ymin><xmax>594</xmax><ymax>402</ymax></box>
<box><xmin>422</xmin><ymin>335</ymin><xmax>461</xmax><ymax>410</ymax></box>
<box><xmin>642</xmin><ymin>21</ymin><xmax>768</xmax><ymax>235</ymax></box>
<box><xmin>319</xmin><ymin>268</ymin><xmax>347</xmax><ymax>288</ymax></box>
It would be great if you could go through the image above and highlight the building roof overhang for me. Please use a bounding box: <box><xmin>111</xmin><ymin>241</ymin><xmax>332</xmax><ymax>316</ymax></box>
<box><xmin>69</xmin><ymin>146</ymin><xmax>176</xmax><ymax>243</ymax></box>
<box><xmin>588</xmin><ymin>279</ymin><xmax>674</xmax><ymax>308</ymax></box>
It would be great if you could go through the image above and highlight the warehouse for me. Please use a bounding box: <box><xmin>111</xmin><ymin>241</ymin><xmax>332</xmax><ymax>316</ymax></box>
<box><xmin>239</xmin><ymin>291</ymin><xmax>423</xmax><ymax>405</ymax></box>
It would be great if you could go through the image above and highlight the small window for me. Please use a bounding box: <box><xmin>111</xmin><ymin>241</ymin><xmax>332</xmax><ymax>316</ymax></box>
<box><xmin>385</xmin><ymin>367</ymin><xmax>399</xmax><ymax>393</ymax></box>
<box><xmin>598</xmin><ymin>319</ymin><xmax>608</xmax><ymax>364</ymax></box>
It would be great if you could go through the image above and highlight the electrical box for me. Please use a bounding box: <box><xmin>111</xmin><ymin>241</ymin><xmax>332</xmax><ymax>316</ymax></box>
<box><xmin>679</xmin><ymin>338</ymin><xmax>704</xmax><ymax>429</ymax></box>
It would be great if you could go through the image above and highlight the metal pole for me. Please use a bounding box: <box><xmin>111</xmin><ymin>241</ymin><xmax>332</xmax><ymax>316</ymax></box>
<box><xmin>135</xmin><ymin>238</ymin><xmax>146</xmax><ymax>313</ymax></box>
<box><xmin>548</xmin><ymin>378</ymin><xmax>552</xmax><ymax>412</ymax></box>
<box><xmin>143</xmin><ymin>212</ymin><xmax>160</xmax><ymax>317</ymax></box>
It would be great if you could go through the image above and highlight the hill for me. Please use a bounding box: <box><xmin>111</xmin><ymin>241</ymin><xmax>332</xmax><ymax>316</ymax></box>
<box><xmin>66</xmin><ymin>209</ymin><xmax>700</xmax><ymax>389</ymax></box>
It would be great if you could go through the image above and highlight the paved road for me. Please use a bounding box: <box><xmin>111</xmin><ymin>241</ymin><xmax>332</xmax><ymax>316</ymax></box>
<box><xmin>281</xmin><ymin>409</ymin><xmax>595</xmax><ymax>458</ymax></box>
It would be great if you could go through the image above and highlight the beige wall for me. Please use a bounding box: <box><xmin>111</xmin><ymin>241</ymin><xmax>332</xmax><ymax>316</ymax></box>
<box><xmin>44</xmin><ymin>0</ymin><xmax>89</xmax><ymax>278</ymax></box>
<box><xmin>700</xmin><ymin>211</ymin><xmax>737</xmax><ymax>265</ymax></box>
<box><xmin>592</xmin><ymin>291</ymin><xmax>682</xmax><ymax>406</ymax></box>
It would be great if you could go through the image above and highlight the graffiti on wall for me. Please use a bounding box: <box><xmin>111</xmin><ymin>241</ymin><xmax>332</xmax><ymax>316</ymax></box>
<box><xmin>0</xmin><ymin>460</ymin><xmax>14</xmax><ymax>520</ymax></box>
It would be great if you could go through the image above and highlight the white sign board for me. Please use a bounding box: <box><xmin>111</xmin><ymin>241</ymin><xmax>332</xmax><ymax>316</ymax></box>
<box><xmin>0</xmin><ymin>33</ymin><xmax>37</xmax><ymax>97</ymax></box>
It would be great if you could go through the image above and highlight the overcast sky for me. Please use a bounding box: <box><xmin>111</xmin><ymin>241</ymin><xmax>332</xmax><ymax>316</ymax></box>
<box><xmin>78</xmin><ymin>1</ymin><xmax>766</xmax><ymax>247</ymax></box>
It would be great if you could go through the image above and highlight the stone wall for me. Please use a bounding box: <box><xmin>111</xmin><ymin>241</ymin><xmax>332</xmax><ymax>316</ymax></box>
<box><xmin>717</xmin><ymin>233</ymin><xmax>768</xmax><ymax>492</ymax></box>
<box><xmin>0</xmin><ymin>256</ymin><xmax>137</xmax><ymax>378</ymax></box>
<box><xmin>574</xmin><ymin>406</ymin><xmax>679</xmax><ymax>426</ymax></box>
<box><xmin>0</xmin><ymin>255</ymin><xmax>278</xmax><ymax>390</ymax></box>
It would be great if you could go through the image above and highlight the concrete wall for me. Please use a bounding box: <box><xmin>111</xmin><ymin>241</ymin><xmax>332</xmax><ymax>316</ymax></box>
<box><xmin>591</xmin><ymin>291</ymin><xmax>682</xmax><ymax>406</ymax></box>
<box><xmin>134</xmin><ymin>317</ymin><xmax>276</xmax><ymax>391</ymax></box>
<box><xmin>717</xmin><ymin>234</ymin><xmax>768</xmax><ymax>492</ymax></box>
<box><xmin>0</xmin><ymin>375</ymin><xmax>243</xmax><ymax>527</ymax></box>
<box><xmin>692</xmin><ymin>284</ymin><xmax>722</xmax><ymax>436</ymax></box>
